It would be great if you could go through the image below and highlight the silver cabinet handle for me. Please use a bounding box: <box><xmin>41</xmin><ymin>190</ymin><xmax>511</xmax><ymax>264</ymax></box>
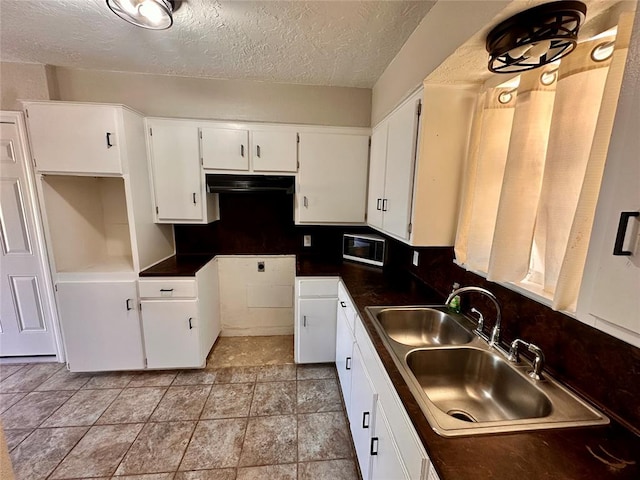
<box><xmin>241</xmin><ymin>144</ymin><xmax>245</xmax><ymax>157</ymax></box>
<box><xmin>188</xmin><ymin>317</ymin><xmax>193</xmax><ymax>329</ymax></box>
<box><xmin>303</xmin><ymin>196</ymin><xmax>308</xmax><ymax>208</ymax></box>
<box><xmin>192</xmin><ymin>193</ymin><xmax>197</xmax><ymax>204</ymax></box>
<box><xmin>376</xmin><ymin>198</ymin><xmax>382</xmax><ymax>211</ymax></box>
<box><xmin>126</xmin><ymin>298</ymin><xmax>133</xmax><ymax>311</ymax></box>
<box><xmin>340</xmin><ymin>301</ymin><xmax>346</xmax><ymax>308</ymax></box>
<box><xmin>106</xmin><ymin>132</ymin><xmax>114</xmax><ymax>148</ymax></box>
<box><xmin>345</xmin><ymin>357</ymin><xmax>351</xmax><ymax>370</ymax></box>
<box><xmin>382</xmin><ymin>199</ymin><xmax>388</xmax><ymax>212</ymax></box>
<box><xmin>159</xmin><ymin>288</ymin><xmax>173</xmax><ymax>292</ymax></box>
<box><xmin>303</xmin><ymin>315</ymin><xmax>307</xmax><ymax>327</ymax></box>
<box><xmin>256</xmin><ymin>145</ymin><xmax>261</xmax><ymax>158</ymax></box>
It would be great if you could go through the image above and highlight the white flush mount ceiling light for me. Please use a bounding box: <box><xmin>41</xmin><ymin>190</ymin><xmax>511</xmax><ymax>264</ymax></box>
<box><xmin>106</xmin><ymin>0</ymin><xmax>176</xmax><ymax>30</ymax></box>
<box><xmin>486</xmin><ymin>1</ymin><xmax>587</xmax><ymax>73</ymax></box>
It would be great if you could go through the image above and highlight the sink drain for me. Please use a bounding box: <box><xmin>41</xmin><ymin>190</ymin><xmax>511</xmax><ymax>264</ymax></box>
<box><xmin>447</xmin><ymin>409</ymin><xmax>477</xmax><ymax>422</ymax></box>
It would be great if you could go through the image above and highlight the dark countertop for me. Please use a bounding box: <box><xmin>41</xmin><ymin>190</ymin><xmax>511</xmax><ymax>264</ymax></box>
<box><xmin>139</xmin><ymin>255</ymin><xmax>214</xmax><ymax>277</ymax></box>
<box><xmin>297</xmin><ymin>258</ymin><xmax>640</xmax><ymax>480</ymax></box>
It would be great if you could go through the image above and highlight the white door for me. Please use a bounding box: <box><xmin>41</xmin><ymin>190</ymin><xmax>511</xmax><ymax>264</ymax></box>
<box><xmin>56</xmin><ymin>281</ymin><xmax>144</xmax><ymax>372</ymax></box>
<box><xmin>298</xmin><ymin>132</ymin><xmax>369</xmax><ymax>224</ymax></box>
<box><xmin>349</xmin><ymin>344</ymin><xmax>377</xmax><ymax>480</ymax></box>
<box><xmin>25</xmin><ymin>103</ymin><xmax>122</xmax><ymax>175</ymax></box>
<box><xmin>370</xmin><ymin>399</ymin><xmax>410</xmax><ymax>480</ymax></box>
<box><xmin>141</xmin><ymin>300</ymin><xmax>200</xmax><ymax>369</ymax></box>
<box><xmin>251</xmin><ymin>130</ymin><xmax>298</xmax><ymax>172</ymax></box>
<box><xmin>335</xmin><ymin>306</ymin><xmax>354</xmax><ymax>408</ymax></box>
<box><xmin>201</xmin><ymin>127</ymin><xmax>250</xmax><ymax>170</ymax></box>
<box><xmin>0</xmin><ymin>115</ymin><xmax>57</xmax><ymax>356</ymax></box>
<box><xmin>383</xmin><ymin>90</ymin><xmax>422</xmax><ymax>239</ymax></box>
<box><xmin>148</xmin><ymin>120</ymin><xmax>203</xmax><ymax>222</ymax></box>
<box><xmin>367</xmin><ymin>123</ymin><xmax>388</xmax><ymax>230</ymax></box>
<box><xmin>297</xmin><ymin>297</ymin><xmax>338</xmax><ymax>363</ymax></box>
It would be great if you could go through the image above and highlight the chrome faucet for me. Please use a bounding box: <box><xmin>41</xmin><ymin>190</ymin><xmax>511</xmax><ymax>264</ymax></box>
<box><xmin>446</xmin><ymin>286</ymin><xmax>502</xmax><ymax>348</ymax></box>
<box><xmin>508</xmin><ymin>339</ymin><xmax>545</xmax><ymax>380</ymax></box>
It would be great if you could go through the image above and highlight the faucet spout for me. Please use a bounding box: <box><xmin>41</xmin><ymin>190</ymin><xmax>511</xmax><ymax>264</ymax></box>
<box><xmin>446</xmin><ymin>286</ymin><xmax>502</xmax><ymax>348</ymax></box>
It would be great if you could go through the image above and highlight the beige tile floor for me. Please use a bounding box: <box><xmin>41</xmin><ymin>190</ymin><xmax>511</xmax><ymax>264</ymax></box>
<box><xmin>0</xmin><ymin>335</ymin><xmax>360</xmax><ymax>480</ymax></box>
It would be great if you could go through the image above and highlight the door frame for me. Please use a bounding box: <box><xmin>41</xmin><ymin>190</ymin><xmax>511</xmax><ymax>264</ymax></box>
<box><xmin>1</xmin><ymin>110</ymin><xmax>64</xmax><ymax>362</ymax></box>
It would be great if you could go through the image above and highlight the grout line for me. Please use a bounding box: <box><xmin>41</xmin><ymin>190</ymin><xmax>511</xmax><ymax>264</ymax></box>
<box><xmin>174</xmin><ymin>382</ymin><xmax>214</xmax><ymax>473</ymax></box>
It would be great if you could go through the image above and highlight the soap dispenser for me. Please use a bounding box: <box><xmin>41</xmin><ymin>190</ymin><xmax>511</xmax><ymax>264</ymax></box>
<box><xmin>449</xmin><ymin>282</ymin><xmax>461</xmax><ymax>313</ymax></box>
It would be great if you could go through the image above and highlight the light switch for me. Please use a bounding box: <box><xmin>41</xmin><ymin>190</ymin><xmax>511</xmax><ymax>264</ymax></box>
<box><xmin>303</xmin><ymin>235</ymin><xmax>312</xmax><ymax>247</ymax></box>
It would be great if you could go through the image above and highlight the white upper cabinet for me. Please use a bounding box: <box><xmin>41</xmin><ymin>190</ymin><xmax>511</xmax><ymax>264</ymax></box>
<box><xmin>147</xmin><ymin>119</ymin><xmax>219</xmax><ymax>224</ymax></box>
<box><xmin>251</xmin><ymin>129</ymin><xmax>298</xmax><ymax>172</ymax></box>
<box><xmin>25</xmin><ymin>102</ymin><xmax>124</xmax><ymax>175</ymax></box>
<box><xmin>200</xmin><ymin>125</ymin><xmax>298</xmax><ymax>173</ymax></box>
<box><xmin>367</xmin><ymin>124</ymin><xmax>387</xmax><ymax>230</ymax></box>
<box><xmin>297</xmin><ymin>130</ymin><xmax>370</xmax><ymax>224</ymax></box>
<box><xmin>200</xmin><ymin>127</ymin><xmax>250</xmax><ymax>170</ymax></box>
<box><xmin>367</xmin><ymin>85</ymin><xmax>475</xmax><ymax>246</ymax></box>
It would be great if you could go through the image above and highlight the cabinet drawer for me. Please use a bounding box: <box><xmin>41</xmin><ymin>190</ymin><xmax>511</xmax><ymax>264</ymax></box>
<box><xmin>297</xmin><ymin>277</ymin><xmax>339</xmax><ymax>297</ymax></box>
<box><xmin>338</xmin><ymin>282</ymin><xmax>357</xmax><ymax>332</ymax></box>
<box><xmin>139</xmin><ymin>278</ymin><xmax>197</xmax><ymax>298</ymax></box>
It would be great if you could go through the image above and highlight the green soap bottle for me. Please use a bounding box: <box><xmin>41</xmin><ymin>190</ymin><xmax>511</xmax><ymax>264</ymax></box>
<box><xmin>449</xmin><ymin>282</ymin><xmax>461</xmax><ymax>313</ymax></box>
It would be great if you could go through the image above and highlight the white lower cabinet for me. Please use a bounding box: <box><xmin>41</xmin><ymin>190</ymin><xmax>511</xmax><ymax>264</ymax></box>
<box><xmin>295</xmin><ymin>277</ymin><xmax>338</xmax><ymax>363</ymax></box>
<box><xmin>139</xmin><ymin>259</ymin><xmax>220</xmax><ymax>369</ymax></box>
<box><xmin>141</xmin><ymin>299</ymin><xmax>199</xmax><ymax>368</ymax></box>
<box><xmin>56</xmin><ymin>280</ymin><xmax>145</xmax><ymax>372</ymax></box>
<box><xmin>336</xmin><ymin>280</ymin><xmax>432</xmax><ymax>480</ymax></box>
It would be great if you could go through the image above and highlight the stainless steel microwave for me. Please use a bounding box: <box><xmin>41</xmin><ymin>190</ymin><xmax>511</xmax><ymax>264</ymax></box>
<box><xmin>343</xmin><ymin>233</ymin><xmax>386</xmax><ymax>267</ymax></box>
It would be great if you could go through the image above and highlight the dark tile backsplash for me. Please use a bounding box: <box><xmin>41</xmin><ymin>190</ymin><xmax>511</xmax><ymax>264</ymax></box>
<box><xmin>175</xmin><ymin>193</ymin><xmax>639</xmax><ymax>434</ymax></box>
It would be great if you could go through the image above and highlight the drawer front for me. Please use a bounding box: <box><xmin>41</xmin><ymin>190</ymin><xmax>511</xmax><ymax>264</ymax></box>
<box><xmin>338</xmin><ymin>281</ymin><xmax>357</xmax><ymax>332</ymax></box>
<box><xmin>139</xmin><ymin>278</ymin><xmax>197</xmax><ymax>298</ymax></box>
<box><xmin>297</xmin><ymin>277</ymin><xmax>339</xmax><ymax>297</ymax></box>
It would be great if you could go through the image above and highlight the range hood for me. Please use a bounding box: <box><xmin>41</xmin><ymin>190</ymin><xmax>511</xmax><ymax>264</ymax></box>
<box><xmin>206</xmin><ymin>174</ymin><xmax>295</xmax><ymax>194</ymax></box>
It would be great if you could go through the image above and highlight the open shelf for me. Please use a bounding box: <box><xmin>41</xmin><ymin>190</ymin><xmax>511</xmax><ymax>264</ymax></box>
<box><xmin>40</xmin><ymin>175</ymin><xmax>134</xmax><ymax>274</ymax></box>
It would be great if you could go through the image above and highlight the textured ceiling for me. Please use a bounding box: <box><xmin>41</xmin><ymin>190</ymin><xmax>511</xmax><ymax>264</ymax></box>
<box><xmin>0</xmin><ymin>0</ymin><xmax>436</xmax><ymax>88</ymax></box>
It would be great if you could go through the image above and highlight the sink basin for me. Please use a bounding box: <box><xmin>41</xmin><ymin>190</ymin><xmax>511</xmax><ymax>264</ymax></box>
<box><xmin>406</xmin><ymin>348</ymin><xmax>552</xmax><ymax>422</ymax></box>
<box><xmin>365</xmin><ymin>305</ymin><xmax>609</xmax><ymax>436</ymax></box>
<box><xmin>376</xmin><ymin>308</ymin><xmax>473</xmax><ymax>347</ymax></box>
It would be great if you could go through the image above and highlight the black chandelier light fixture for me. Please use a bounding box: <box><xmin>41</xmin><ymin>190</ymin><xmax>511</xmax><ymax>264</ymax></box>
<box><xmin>106</xmin><ymin>0</ymin><xmax>178</xmax><ymax>30</ymax></box>
<box><xmin>486</xmin><ymin>1</ymin><xmax>587</xmax><ymax>73</ymax></box>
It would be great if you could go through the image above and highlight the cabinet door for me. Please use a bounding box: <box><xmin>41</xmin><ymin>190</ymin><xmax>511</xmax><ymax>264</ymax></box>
<box><xmin>298</xmin><ymin>132</ymin><xmax>369</xmax><ymax>224</ymax></box>
<box><xmin>335</xmin><ymin>305</ymin><xmax>354</xmax><ymax>408</ymax></box>
<box><xmin>382</xmin><ymin>90</ymin><xmax>422</xmax><ymax>239</ymax></box>
<box><xmin>141</xmin><ymin>299</ymin><xmax>200</xmax><ymax>368</ymax></box>
<box><xmin>56</xmin><ymin>281</ymin><xmax>144</xmax><ymax>372</ymax></box>
<box><xmin>251</xmin><ymin>130</ymin><xmax>298</xmax><ymax>172</ymax></box>
<box><xmin>296</xmin><ymin>297</ymin><xmax>338</xmax><ymax>363</ymax></box>
<box><xmin>201</xmin><ymin>127</ymin><xmax>249</xmax><ymax>170</ymax></box>
<box><xmin>148</xmin><ymin>121</ymin><xmax>203</xmax><ymax>222</ymax></box>
<box><xmin>367</xmin><ymin>123</ymin><xmax>387</xmax><ymax>230</ymax></box>
<box><xmin>370</xmin><ymin>399</ymin><xmax>410</xmax><ymax>480</ymax></box>
<box><xmin>26</xmin><ymin>103</ymin><xmax>122</xmax><ymax>175</ymax></box>
<box><xmin>350</xmin><ymin>344</ymin><xmax>377</xmax><ymax>480</ymax></box>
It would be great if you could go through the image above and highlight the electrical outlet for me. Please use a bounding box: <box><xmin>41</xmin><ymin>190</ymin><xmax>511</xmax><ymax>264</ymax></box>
<box><xmin>412</xmin><ymin>251</ymin><xmax>419</xmax><ymax>266</ymax></box>
<box><xmin>257</xmin><ymin>261</ymin><xmax>265</xmax><ymax>272</ymax></box>
<box><xmin>303</xmin><ymin>235</ymin><xmax>312</xmax><ymax>247</ymax></box>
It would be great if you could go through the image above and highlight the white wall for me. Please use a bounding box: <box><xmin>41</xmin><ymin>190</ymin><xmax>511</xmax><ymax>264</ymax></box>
<box><xmin>371</xmin><ymin>0</ymin><xmax>510</xmax><ymax>126</ymax></box>
<box><xmin>0</xmin><ymin>62</ymin><xmax>58</xmax><ymax>110</ymax></box>
<box><xmin>54</xmin><ymin>67</ymin><xmax>372</xmax><ymax>127</ymax></box>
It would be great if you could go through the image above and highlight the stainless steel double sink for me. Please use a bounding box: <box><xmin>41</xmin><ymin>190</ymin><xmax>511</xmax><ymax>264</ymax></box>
<box><xmin>365</xmin><ymin>306</ymin><xmax>609</xmax><ymax>437</ymax></box>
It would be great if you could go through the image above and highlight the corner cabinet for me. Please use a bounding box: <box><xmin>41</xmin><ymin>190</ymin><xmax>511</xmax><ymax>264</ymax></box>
<box><xmin>139</xmin><ymin>259</ymin><xmax>221</xmax><ymax>369</ymax></box>
<box><xmin>336</xmin><ymin>280</ymin><xmax>440</xmax><ymax>480</ymax></box>
<box><xmin>367</xmin><ymin>85</ymin><xmax>476</xmax><ymax>246</ymax></box>
<box><xmin>146</xmin><ymin>118</ymin><xmax>219</xmax><ymax>224</ymax></box>
<box><xmin>296</xmin><ymin>129</ymin><xmax>370</xmax><ymax>224</ymax></box>
<box><xmin>294</xmin><ymin>277</ymin><xmax>339</xmax><ymax>363</ymax></box>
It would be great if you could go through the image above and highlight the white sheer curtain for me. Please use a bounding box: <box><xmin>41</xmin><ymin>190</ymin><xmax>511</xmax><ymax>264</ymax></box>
<box><xmin>455</xmin><ymin>11</ymin><xmax>634</xmax><ymax>312</ymax></box>
<box><xmin>487</xmin><ymin>66</ymin><xmax>557</xmax><ymax>282</ymax></box>
<box><xmin>460</xmin><ymin>88</ymin><xmax>516</xmax><ymax>273</ymax></box>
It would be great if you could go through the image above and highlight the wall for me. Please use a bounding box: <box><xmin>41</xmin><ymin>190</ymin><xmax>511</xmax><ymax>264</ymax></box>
<box><xmin>370</xmin><ymin>0</ymin><xmax>509</xmax><ymax>125</ymax></box>
<box><xmin>0</xmin><ymin>62</ymin><xmax>58</xmax><ymax>110</ymax></box>
<box><xmin>54</xmin><ymin>67</ymin><xmax>372</xmax><ymax>127</ymax></box>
